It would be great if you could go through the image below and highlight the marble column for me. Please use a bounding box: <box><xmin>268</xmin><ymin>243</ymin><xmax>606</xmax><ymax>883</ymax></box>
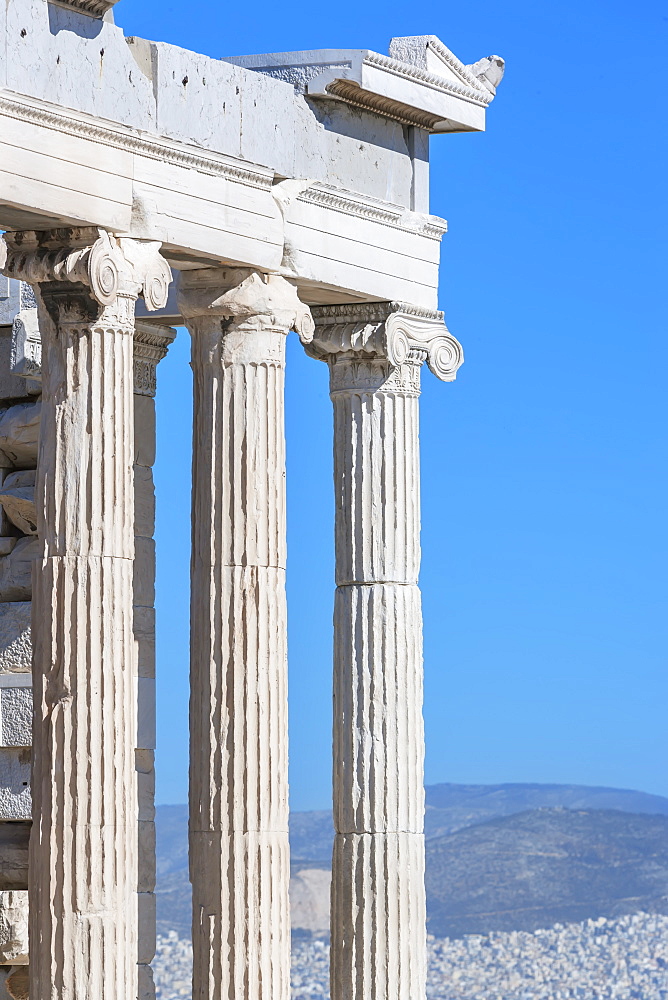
<box><xmin>0</xmin><ymin>228</ymin><xmax>171</xmax><ymax>1000</ymax></box>
<box><xmin>307</xmin><ymin>302</ymin><xmax>463</xmax><ymax>1000</ymax></box>
<box><xmin>179</xmin><ymin>269</ymin><xmax>313</xmax><ymax>1000</ymax></box>
<box><xmin>133</xmin><ymin>321</ymin><xmax>177</xmax><ymax>1000</ymax></box>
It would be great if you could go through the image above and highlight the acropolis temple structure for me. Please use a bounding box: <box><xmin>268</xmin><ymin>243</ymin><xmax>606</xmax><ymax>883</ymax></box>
<box><xmin>0</xmin><ymin>2</ymin><xmax>503</xmax><ymax>998</ymax></box>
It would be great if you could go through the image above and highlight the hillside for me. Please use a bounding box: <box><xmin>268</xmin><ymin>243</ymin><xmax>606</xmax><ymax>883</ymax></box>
<box><xmin>423</xmin><ymin>782</ymin><xmax>668</xmax><ymax>840</ymax></box>
<box><xmin>156</xmin><ymin>782</ymin><xmax>668</xmax><ymax>938</ymax></box>
<box><xmin>425</xmin><ymin>808</ymin><xmax>668</xmax><ymax>937</ymax></box>
<box><xmin>157</xmin><ymin>783</ymin><xmax>668</xmax><ymax>876</ymax></box>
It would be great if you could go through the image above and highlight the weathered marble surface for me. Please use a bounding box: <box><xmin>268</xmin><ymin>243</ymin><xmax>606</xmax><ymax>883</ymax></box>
<box><xmin>182</xmin><ymin>269</ymin><xmax>312</xmax><ymax>1000</ymax></box>
<box><xmin>0</xmin><ymin>8</ymin><xmax>500</xmax><ymax>997</ymax></box>
<box><xmin>0</xmin><ymin>824</ymin><xmax>29</xmax><ymax>891</ymax></box>
<box><xmin>0</xmin><ymin>605</ymin><xmax>31</xmax><ymax>674</ymax></box>
<box><xmin>0</xmin><ymin>686</ymin><xmax>31</xmax><ymax>748</ymax></box>
<box><xmin>0</xmin><ymin>892</ymin><xmax>28</xmax><ymax>965</ymax></box>
<box><xmin>0</xmin><ymin>1</ymin><xmax>502</xmax><ymax>306</ymax></box>
<box><xmin>0</xmin><ymin>228</ymin><xmax>171</xmax><ymax>1000</ymax></box>
<box><xmin>0</xmin><ymin>488</ymin><xmax>36</xmax><ymax>537</ymax></box>
<box><xmin>0</xmin><ymin>401</ymin><xmax>39</xmax><ymax>469</ymax></box>
<box><xmin>0</xmin><ymin>540</ymin><xmax>39</xmax><ymax>603</ymax></box>
<box><xmin>0</xmin><ymin>749</ymin><xmax>30</xmax><ymax>821</ymax></box>
<box><xmin>308</xmin><ymin>303</ymin><xmax>463</xmax><ymax>1000</ymax></box>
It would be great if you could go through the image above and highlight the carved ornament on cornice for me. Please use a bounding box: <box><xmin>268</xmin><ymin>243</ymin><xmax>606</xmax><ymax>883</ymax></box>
<box><xmin>296</xmin><ymin>184</ymin><xmax>447</xmax><ymax>240</ymax></box>
<box><xmin>179</xmin><ymin>269</ymin><xmax>314</xmax><ymax>344</ymax></box>
<box><xmin>308</xmin><ymin>301</ymin><xmax>463</xmax><ymax>382</ymax></box>
<box><xmin>49</xmin><ymin>0</ymin><xmax>120</xmax><ymax>15</ymax></box>
<box><xmin>323</xmin><ymin>80</ymin><xmax>442</xmax><ymax>131</ymax></box>
<box><xmin>362</xmin><ymin>51</ymin><xmax>491</xmax><ymax>107</ymax></box>
<box><xmin>0</xmin><ymin>94</ymin><xmax>273</xmax><ymax>190</ymax></box>
<box><xmin>0</xmin><ymin>229</ymin><xmax>172</xmax><ymax>313</ymax></box>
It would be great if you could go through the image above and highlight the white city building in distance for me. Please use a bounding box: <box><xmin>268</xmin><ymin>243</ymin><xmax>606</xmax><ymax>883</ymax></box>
<box><xmin>0</xmin><ymin>4</ymin><xmax>502</xmax><ymax>1000</ymax></box>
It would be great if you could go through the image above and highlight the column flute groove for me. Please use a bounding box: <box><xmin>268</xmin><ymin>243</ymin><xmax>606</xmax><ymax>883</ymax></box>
<box><xmin>181</xmin><ymin>269</ymin><xmax>313</xmax><ymax>1000</ymax></box>
<box><xmin>307</xmin><ymin>302</ymin><xmax>463</xmax><ymax>1000</ymax></box>
<box><xmin>0</xmin><ymin>228</ymin><xmax>171</xmax><ymax>1000</ymax></box>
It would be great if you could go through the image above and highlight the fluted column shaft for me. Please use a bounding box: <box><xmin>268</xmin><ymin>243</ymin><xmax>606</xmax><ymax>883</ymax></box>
<box><xmin>182</xmin><ymin>269</ymin><xmax>313</xmax><ymax>1000</ymax></box>
<box><xmin>31</xmin><ymin>287</ymin><xmax>138</xmax><ymax>1000</ymax></box>
<box><xmin>308</xmin><ymin>302</ymin><xmax>462</xmax><ymax>1000</ymax></box>
<box><xmin>0</xmin><ymin>228</ymin><xmax>171</xmax><ymax>1000</ymax></box>
<box><xmin>329</xmin><ymin>352</ymin><xmax>427</xmax><ymax>1000</ymax></box>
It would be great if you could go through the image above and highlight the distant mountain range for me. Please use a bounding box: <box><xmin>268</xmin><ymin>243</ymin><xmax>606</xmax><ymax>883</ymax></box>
<box><xmin>425</xmin><ymin>807</ymin><xmax>668</xmax><ymax>936</ymax></box>
<box><xmin>288</xmin><ymin>782</ymin><xmax>668</xmax><ymax>865</ymax></box>
<box><xmin>156</xmin><ymin>782</ymin><xmax>668</xmax><ymax>938</ymax></box>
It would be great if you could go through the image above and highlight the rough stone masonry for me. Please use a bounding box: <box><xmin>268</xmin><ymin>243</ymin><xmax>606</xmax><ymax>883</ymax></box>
<box><xmin>0</xmin><ymin>4</ymin><xmax>502</xmax><ymax>1000</ymax></box>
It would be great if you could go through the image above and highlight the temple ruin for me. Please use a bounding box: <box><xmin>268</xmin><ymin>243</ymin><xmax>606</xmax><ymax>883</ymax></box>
<box><xmin>0</xmin><ymin>3</ymin><xmax>503</xmax><ymax>998</ymax></box>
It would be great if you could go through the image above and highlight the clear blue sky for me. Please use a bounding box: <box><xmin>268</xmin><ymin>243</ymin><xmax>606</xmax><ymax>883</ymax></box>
<box><xmin>113</xmin><ymin>0</ymin><xmax>668</xmax><ymax>809</ymax></box>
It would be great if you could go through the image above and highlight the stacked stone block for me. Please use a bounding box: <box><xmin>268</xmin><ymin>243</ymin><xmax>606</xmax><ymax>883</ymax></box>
<box><xmin>0</xmin><ymin>279</ymin><xmax>40</xmax><ymax>1000</ymax></box>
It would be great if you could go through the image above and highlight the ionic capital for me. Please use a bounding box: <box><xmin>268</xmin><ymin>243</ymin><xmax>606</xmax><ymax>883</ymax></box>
<box><xmin>0</xmin><ymin>228</ymin><xmax>172</xmax><ymax>313</ymax></box>
<box><xmin>133</xmin><ymin>322</ymin><xmax>177</xmax><ymax>397</ymax></box>
<box><xmin>179</xmin><ymin>268</ymin><xmax>314</xmax><ymax>343</ymax></box>
<box><xmin>308</xmin><ymin>301</ymin><xmax>463</xmax><ymax>382</ymax></box>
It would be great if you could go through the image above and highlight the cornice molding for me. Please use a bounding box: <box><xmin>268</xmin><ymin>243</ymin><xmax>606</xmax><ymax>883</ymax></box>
<box><xmin>299</xmin><ymin>185</ymin><xmax>404</xmax><ymax>227</ymax></box>
<box><xmin>48</xmin><ymin>0</ymin><xmax>120</xmax><ymax>15</ymax></box>
<box><xmin>388</xmin><ymin>36</ymin><xmax>494</xmax><ymax>96</ymax></box>
<box><xmin>323</xmin><ymin>80</ymin><xmax>442</xmax><ymax>131</ymax></box>
<box><xmin>296</xmin><ymin>185</ymin><xmax>447</xmax><ymax>241</ymax></box>
<box><xmin>0</xmin><ymin>92</ymin><xmax>273</xmax><ymax>190</ymax></box>
<box><xmin>308</xmin><ymin>300</ymin><xmax>463</xmax><ymax>383</ymax></box>
<box><xmin>228</xmin><ymin>39</ymin><xmax>494</xmax><ymax>133</ymax></box>
<box><xmin>362</xmin><ymin>51</ymin><xmax>490</xmax><ymax>108</ymax></box>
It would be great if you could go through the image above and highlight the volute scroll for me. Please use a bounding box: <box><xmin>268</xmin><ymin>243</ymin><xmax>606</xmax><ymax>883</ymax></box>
<box><xmin>308</xmin><ymin>300</ymin><xmax>464</xmax><ymax>381</ymax></box>
<box><xmin>0</xmin><ymin>229</ymin><xmax>172</xmax><ymax>313</ymax></box>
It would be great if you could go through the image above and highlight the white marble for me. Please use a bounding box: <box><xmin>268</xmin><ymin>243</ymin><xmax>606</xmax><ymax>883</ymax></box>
<box><xmin>0</xmin><ymin>401</ymin><xmax>40</xmax><ymax>470</ymax></box>
<box><xmin>181</xmin><ymin>268</ymin><xmax>312</xmax><ymax>1000</ymax></box>
<box><xmin>0</xmin><ymin>605</ymin><xmax>31</xmax><ymax>674</ymax></box>
<box><xmin>0</xmin><ymin>12</ymin><xmax>500</xmax><ymax>999</ymax></box>
<box><xmin>0</xmin><ymin>1</ymin><xmax>502</xmax><ymax>307</ymax></box>
<box><xmin>0</xmin><ymin>749</ymin><xmax>30</xmax><ymax>821</ymax></box>
<box><xmin>0</xmin><ymin>539</ymin><xmax>39</xmax><ymax>603</ymax></box>
<box><xmin>308</xmin><ymin>302</ymin><xmax>462</xmax><ymax>1000</ymax></box>
<box><xmin>0</xmin><ymin>688</ymin><xmax>31</xmax><ymax>748</ymax></box>
<box><xmin>0</xmin><ymin>892</ymin><xmax>28</xmax><ymax>965</ymax></box>
<box><xmin>51</xmin><ymin>1</ymin><xmax>120</xmax><ymax>16</ymax></box>
<box><xmin>1</xmin><ymin>227</ymin><xmax>171</xmax><ymax>1000</ymax></box>
<box><xmin>226</xmin><ymin>41</ymin><xmax>495</xmax><ymax>133</ymax></box>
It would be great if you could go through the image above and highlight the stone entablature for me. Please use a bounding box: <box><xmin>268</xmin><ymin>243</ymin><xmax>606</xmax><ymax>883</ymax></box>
<box><xmin>0</xmin><ymin>1</ymin><xmax>502</xmax><ymax>306</ymax></box>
